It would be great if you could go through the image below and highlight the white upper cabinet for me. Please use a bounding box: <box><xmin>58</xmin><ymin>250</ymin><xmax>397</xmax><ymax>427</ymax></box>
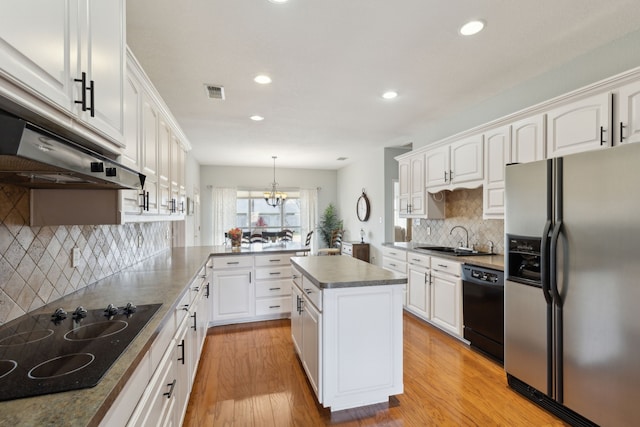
<box><xmin>0</xmin><ymin>0</ymin><xmax>73</xmax><ymax>110</ymax></box>
<box><xmin>425</xmin><ymin>134</ymin><xmax>484</xmax><ymax>192</ymax></box>
<box><xmin>398</xmin><ymin>153</ymin><xmax>444</xmax><ymax>219</ymax></box>
<box><xmin>78</xmin><ymin>0</ymin><xmax>126</xmax><ymax>144</ymax></box>
<box><xmin>483</xmin><ymin>125</ymin><xmax>511</xmax><ymax>219</ymax></box>
<box><xmin>511</xmin><ymin>114</ymin><xmax>546</xmax><ymax>163</ymax></box>
<box><xmin>0</xmin><ymin>0</ymin><xmax>126</xmax><ymax>151</ymax></box>
<box><xmin>546</xmin><ymin>92</ymin><xmax>612</xmax><ymax>158</ymax></box>
<box><xmin>615</xmin><ymin>79</ymin><xmax>640</xmax><ymax>145</ymax></box>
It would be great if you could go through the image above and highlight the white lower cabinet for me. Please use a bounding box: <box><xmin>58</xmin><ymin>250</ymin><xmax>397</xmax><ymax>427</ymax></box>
<box><xmin>292</xmin><ymin>262</ymin><xmax>404</xmax><ymax>411</ymax></box>
<box><xmin>430</xmin><ymin>257</ymin><xmax>463</xmax><ymax>337</ymax></box>
<box><xmin>211</xmin><ymin>252</ymin><xmax>300</xmax><ymax>326</ymax></box>
<box><xmin>406</xmin><ymin>253</ymin><xmax>430</xmax><ymax>319</ymax></box>
<box><xmin>405</xmin><ymin>253</ymin><xmax>463</xmax><ymax>338</ymax></box>
<box><xmin>381</xmin><ymin>246</ymin><xmax>407</xmax><ymax>306</ymax></box>
<box><xmin>127</xmin><ymin>335</ymin><xmax>177</xmax><ymax>427</ymax></box>
<box><xmin>211</xmin><ymin>256</ymin><xmax>254</xmax><ymax>323</ymax></box>
<box><xmin>100</xmin><ymin>261</ymin><xmax>212</xmax><ymax>427</ymax></box>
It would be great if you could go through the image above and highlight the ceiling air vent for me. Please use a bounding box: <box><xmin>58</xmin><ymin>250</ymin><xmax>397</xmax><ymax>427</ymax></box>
<box><xmin>204</xmin><ymin>84</ymin><xmax>225</xmax><ymax>100</ymax></box>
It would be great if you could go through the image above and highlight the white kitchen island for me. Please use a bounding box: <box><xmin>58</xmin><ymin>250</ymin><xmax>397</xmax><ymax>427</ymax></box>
<box><xmin>290</xmin><ymin>255</ymin><xmax>406</xmax><ymax>412</ymax></box>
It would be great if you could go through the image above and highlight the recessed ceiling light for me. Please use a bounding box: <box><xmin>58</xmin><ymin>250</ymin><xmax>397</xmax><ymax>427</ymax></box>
<box><xmin>250</xmin><ymin>115</ymin><xmax>264</xmax><ymax>121</ymax></box>
<box><xmin>382</xmin><ymin>91</ymin><xmax>398</xmax><ymax>100</ymax></box>
<box><xmin>268</xmin><ymin>0</ymin><xmax>288</xmax><ymax>3</ymax></box>
<box><xmin>460</xmin><ymin>20</ymin><xmax>485</xmax><ymax>36</ymax></box>
<box><xmin>254</xmin><ymin>75</ymin><xmax>272</xmax><ymax>84</ymax></box>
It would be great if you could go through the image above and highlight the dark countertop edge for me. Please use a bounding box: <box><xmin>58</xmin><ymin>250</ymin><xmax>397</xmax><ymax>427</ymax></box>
<box><xmin>290</xmin><ymin>257</ymin><xmax>407</xmax><ymax>289</ymax></box>
<box><xmin>382</xmin><ymin>242</ymin><xmax>504</xmax><ymax>271</ymax></box>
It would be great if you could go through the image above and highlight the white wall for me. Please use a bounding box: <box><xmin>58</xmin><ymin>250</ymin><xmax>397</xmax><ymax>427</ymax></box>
<box><xmin>412</xmin><ymin>28</ymin><xmax>640</xmax><ymax>148</ymax></box>
<box><xmin>184</xmin><ymin>152</ymin><xmax>200</xmax><ymax>246</ymax></box>
<box><xmin>199</xmin><ymin>165</ymin><xmax>337</xmax><ymax>245</ymax></box>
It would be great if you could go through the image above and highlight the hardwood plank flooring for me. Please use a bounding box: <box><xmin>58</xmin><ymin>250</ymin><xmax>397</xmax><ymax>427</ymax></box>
<box><xmin>184</xmin><ymin>313</ymin><xmax>569</xmax><ymax>426</ymax></box>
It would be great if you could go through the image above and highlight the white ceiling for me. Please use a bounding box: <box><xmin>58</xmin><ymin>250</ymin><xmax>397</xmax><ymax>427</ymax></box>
<box><xmin>126</xmin><ymin>0</ymin><xmax>640</xmax><ymax>170</ymax></box>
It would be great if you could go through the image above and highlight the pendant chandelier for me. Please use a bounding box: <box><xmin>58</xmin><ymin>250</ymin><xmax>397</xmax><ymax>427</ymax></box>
<box><xmin>264</xmin><ymin>156</ymin><xmax>287</xmax><ymax>207</ymax></box>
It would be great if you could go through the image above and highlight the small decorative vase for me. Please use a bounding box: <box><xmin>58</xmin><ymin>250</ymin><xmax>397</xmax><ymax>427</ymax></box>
<box><xmin>231</xmin><ymin>237</ymin><xmax>241</xmax><ymax>251</ymax></box>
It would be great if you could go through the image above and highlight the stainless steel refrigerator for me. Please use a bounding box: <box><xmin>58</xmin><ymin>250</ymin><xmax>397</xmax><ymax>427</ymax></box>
<box><xmin>504</xmin><ymin>142</ymin><xmax>640</xmax><ymax>427</ymax></box>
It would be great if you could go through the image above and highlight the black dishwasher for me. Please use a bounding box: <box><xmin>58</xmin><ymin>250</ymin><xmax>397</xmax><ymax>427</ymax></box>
<box><xmin>461</xmin><ymin>264</ymin><xmax>504</xmax><ymax>364</ymax></box>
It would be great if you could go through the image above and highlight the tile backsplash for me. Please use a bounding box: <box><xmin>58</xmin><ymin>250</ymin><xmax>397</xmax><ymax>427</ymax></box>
<box><xmin>0</xmin><ymin>184</ymin><xmax>171</xmax><ymax>324</ymax></box>
<box><xmin>411</xmin><ymin>187</ymin><xmax>504</xmax><ymax>254</ymax></box>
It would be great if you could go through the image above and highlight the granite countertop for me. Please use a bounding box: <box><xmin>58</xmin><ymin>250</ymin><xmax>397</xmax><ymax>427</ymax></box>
<box><xmin>208</xmin><ymin>242</ymin><xmax>310</xmax><ymax>256</ymax></box>
<box><xmin>382</xmin><ymin>242</ymin><xmax>505</xmax><ymax>271</ymax></box>
<box><xmin>291</xmin><ymin>256</ymin><xmax>407</xmax><ymax>289</ymax></box>
<box><xmin>0</xmin><ymin>244</ymin><xmax>306</xmax><ymax>427</ymax></box>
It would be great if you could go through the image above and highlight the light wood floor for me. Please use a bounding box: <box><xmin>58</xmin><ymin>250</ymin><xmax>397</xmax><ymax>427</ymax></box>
<box><xmin>184</xmin><ymin>312</ymin><xmax>568</xmax><ymax>426</ymax></box>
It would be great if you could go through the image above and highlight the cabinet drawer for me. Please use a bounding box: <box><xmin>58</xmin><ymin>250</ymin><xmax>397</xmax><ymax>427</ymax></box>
<box><xmin>302</xmin><ymin>276</ymin><xmax>322</xmax><ymax>311</ymax></box>
<box><xmin>211</xmin><ymin>255</ymin><xmax>253</xmax><ymax>269</ymax></box>
<box><xmin>407</xmin><ymin>252</ymin><xmax>430</xmax><ymax>268</ymax></box>
<box><xmin>292</xmin><ymin>265</ymin><xmax>303</xmax><ymax>287</ymax></box>
<box><xmin>255</xmin><ymin>265</ymin><xmax>291</xmax><ymax>280</ymax></box>
<box><xmin>256</xmin><ymin>296</ymin><xmax>291</xmax><ymax>316</ymax></box>
<box><xmin>382</xmin><ymin>246</ymin><xmax>407</xmax><ymax>262</ymax></box>
<box><xmin>431</xmin><ymin>257</ymin><xmax>461</xmax><ymax>276</ymax></box>
<box><xmin>254</xmin><ymin>254</ymin><xmax>292</xmax><ymax>267</ymax></box>
<box><xmin>256</xmin><ymin>279</ymin><xmax>291</xmax><ymax>297</ymax></box>
<box><xmin>341</xmin><ymin>244</ymin><xmax>353</xmax><ymax>256</ymax></box>
<box><xmin>383</xmin><ymin>257</ymin><xmax>407</xmax><ymax>274</ymax></box>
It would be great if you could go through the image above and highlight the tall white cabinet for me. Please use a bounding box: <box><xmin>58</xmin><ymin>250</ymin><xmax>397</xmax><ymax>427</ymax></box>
<box><xmin>0</xmin><ymin>0</ymin><xmax>126</xmax><ymax>150</ymax></box>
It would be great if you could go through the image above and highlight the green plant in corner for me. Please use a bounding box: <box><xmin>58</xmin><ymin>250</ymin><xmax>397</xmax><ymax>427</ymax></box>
<box><xmin>318</xmin><ymin>203</ymin><xmax>343</xmax><ymax>247</ymax></box>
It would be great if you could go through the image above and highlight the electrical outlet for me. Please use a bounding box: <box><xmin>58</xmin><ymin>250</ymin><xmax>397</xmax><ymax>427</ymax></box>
<box><xmin>137</xmin><ymin>234</ymin><xmax>143</xmax><ymax>248</ymax></box>
<box><xmin>71</xmin><ymin>248</ymin><xmax>80</xmax><ymax>268</ymax></box>
<box><xmin>427</xmin><ymin>226</ymin><xmax>431</xmax><ymax>235</ymax></box>
<box><xmin>379</xmin><ymin>216</ymin><xmax>383</xmax><ymax>224</ymax></box>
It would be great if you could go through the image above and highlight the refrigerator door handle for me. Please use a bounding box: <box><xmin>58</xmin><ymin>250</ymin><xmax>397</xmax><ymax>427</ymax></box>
<box><xmin>540</xmin><ymin>220</ymin><xmax>553</xmax><ymax>305</ymax></box>
<box><xmin>550</xmin><ymin>220</ymin><xmax>563</xmax><ymax>304</ymax></box>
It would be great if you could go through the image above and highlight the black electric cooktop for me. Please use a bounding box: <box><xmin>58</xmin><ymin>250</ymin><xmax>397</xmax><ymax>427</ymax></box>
<box><xmin>0</xmin><ymin>303</ymin><xmax>161</xmax><ymax>402</ymax></box>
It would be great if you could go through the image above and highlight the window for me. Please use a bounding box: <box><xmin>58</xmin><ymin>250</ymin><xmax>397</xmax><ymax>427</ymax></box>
<box><xmin>236</xmin><ymin>190</ymin><xmax>301</xmax><ymax>242</ymax></box>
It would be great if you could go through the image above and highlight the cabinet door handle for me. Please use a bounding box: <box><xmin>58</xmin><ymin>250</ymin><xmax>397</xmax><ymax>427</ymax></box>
<box><xmin>87</xmin><ymin>78</ymin><xmax>95</xmax><ymax>117</ymax></box>
<box><xmin>304</xmin><ymin>288</ymin><xmax>313</xmax><ymax>294</ymax></box>
<box><xmin>74</xmin><ymin>72</ymin><xmax>87</xmax><ymax>111</ymax></box>
<box><xmin>145</xmin><ymin>191</ymin><xmax>149</xmax><ymax>211</ymax></box>
<box><xmin>449</xmin><ymin>170</ymin><xmax>454</xmax><ymax>180</ymax></box>
<box><xmin>444</xmin><ymin>171</ymin><xmax>448</xmax><ymax>182</ymax></box>
<box><xmin>424</xmin><ymin>272</ymin><xmax>428</xmax><ymax>284</ymax></box>
<box><xmin>600</xmin><ymin>126</ymin><xmax>606</xmax><ymax>145</ymax></box>
<box><xmin>191</xmin><ymin>312</ymin><xmax>197</xmax><ymax>331</ymax></box>
<box><xmin>192</xmin><ymin>286</ymin><xmax>200</xmax><ymax>292</ymax></box>
<box><xmin>299</xmin><ymin>298</ymin><xmax>304</xmax><ymax>313</ymax></box>
<box><xmin>182</xmin><ymin>304</ymin><xmax>189</xmax><ymax>311</ymax></box>
<box><xmin>164</xmin><ymin>379</ymin><xmax>177</xmax><ymax>399</ymax></box>
<box><xmin>620</xmin><ymin>121</ymin><xmax>625</xmax><ymax>143</ymax></box>
<box><xmin>177</xmin><ymin>339</ymin><xmax>185</xmax><ymax>364</ymax></box>
<box><xmin>296</xmin><ymin>295</ymin><xmax>301</xmax><ymax>313</ymax></box>
<box><xmin>205</xmin><ymin>283</ymin><xmax>210</xmax><ymax>298</ymax></box>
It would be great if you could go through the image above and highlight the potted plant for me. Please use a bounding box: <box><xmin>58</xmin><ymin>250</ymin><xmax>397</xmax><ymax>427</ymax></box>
<box><xmin>318</xmin><ymin>203</ymin><xmax>343</xmax><ymax>247</ymax></box>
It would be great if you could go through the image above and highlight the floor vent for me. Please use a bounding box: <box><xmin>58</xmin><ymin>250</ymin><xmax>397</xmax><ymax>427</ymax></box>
<box><xmin>204</xmin><ymin>84</ymin><xmax>225</xmax><ymax>100</ymax></box>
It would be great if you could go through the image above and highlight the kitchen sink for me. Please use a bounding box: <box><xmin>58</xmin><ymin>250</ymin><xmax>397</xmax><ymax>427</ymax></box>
<box><xmin>415</xmin><ymin>246</ymin><xmax>495</xmax><ymax>257</ymax></box>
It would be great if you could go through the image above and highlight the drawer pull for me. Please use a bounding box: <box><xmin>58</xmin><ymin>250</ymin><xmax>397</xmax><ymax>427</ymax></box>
<box><xmin>390</xmin><ymin>263</ymin><xmax>397</xmax><ymax>267</ymax></box>
<box><xmin>177</xmin><ymin>339</ymin><xmax>185</xmax><ymax>364</ymax></box>
<box><xmin>164</xmin><ymin>379</ymin><xmax>177</xmax><ymax>399</ymax></box>
<box><xmin>304</xmin><ymin>288</ymin><xmax>313</xmax><ymax>294</ymax></box>
<box><xmin>269</xmin><ymin>305</ymin><xmax>281</xmax><ymax>309</ymax></box>
<box><xmin>269</xmin><ymin>272</ymin><xmax>281</xmax><ymax>275</ymax></box>
<box><xmin>181</xmin><ymin>304</ymin><xmax>189</xmax><ymax>311</ymax></box>
<box><xmin>192</xmin><ymin>286</ymin><xmax>200</xmax><ymax>292</ymax></box>
<box><xmin>269</xmin><ymin>259</ymin><xmax>282</xmax><ymax>262</ymax></box>
<box><xmin>437</xmin><ymin>264</ymin><xmax>448</xmax><ymax>268</ymax></box>
<box><xmin>226</xmin><ymin>261</ymin><xmax>240</xmax><ymax>265</ymax></box>
<box><xmin>269</xmin><ymin>287</ymin><xmax>281</xmax><ymax>291</ymax></box>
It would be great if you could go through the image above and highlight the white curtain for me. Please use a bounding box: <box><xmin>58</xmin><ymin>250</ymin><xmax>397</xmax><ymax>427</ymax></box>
<box><xmin>299</xmin><ymin>188</ymin><xmax>318</xmax><ymax>254</ymax></box>
<box><xmin>212</xmin><ymin>187</ymin><xmax>237</xmax><ymax>245</ymax></box>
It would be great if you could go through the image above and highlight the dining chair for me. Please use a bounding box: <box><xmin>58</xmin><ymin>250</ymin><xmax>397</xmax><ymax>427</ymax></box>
<box><xmin>317</xmin><ymin>229</ymin><xmax>343</xmax><ymax>256</ymax></box>
<box><xmin>281</xmin><ymin>229</ymin><xmax>294</xmax><ymax>241</ymax></box>
<box><xmin>250</xmin><ymin>233</ymin><xmax>265</xmax><ymax>243</ymax></box>
<box><xmin>301</xmin><ymin>230</ymin><xmax>313</xmax><ymax>256</ymax></box>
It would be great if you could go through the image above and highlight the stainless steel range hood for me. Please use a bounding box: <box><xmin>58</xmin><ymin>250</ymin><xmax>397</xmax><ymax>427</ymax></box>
<box><xmin>0</xmin><ymin>111</ymin><xmax>145</xmax><ymax>190</ymax></box>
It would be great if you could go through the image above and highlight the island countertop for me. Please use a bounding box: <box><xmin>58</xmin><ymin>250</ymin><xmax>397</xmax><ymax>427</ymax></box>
<box><xmin>291</xmin><ymin>255</ymin><xmax>407</xmax><ymax>289</ymax></box>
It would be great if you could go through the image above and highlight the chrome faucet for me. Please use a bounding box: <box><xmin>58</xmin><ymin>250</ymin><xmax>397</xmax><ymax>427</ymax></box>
<box><xmin>450</xmin><ymin>225</ymin><xmax>469</xmax><ymax>249</ymax></box>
